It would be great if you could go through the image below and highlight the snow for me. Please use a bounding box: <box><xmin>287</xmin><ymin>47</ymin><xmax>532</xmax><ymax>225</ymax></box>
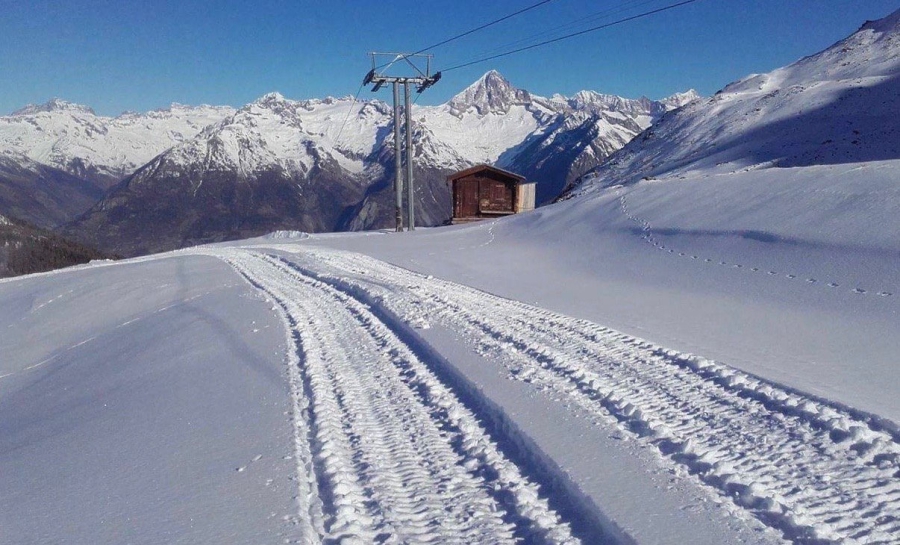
<box><xmin>577</xmin><ymin>12</ymin><xmax>899</xmax><ymax>188</ymax></box>
<box><xmin>0</xmin><ymin>256</ymin><xmax>301</xmax><ymax>543</ymax></box>
<box><xmin>7</xmin><ymin>174</ymin><xmax>897</xmax><ymax>541</ymax></box>
<box><xmin>2</xmin><ymin>11</ymin><xmax>899</xmax><ymax>545</ymax></box>
<box><xmin>263</xmin><ymin>230</ymin><xmax>310</xmax><ymax>240</ymax></box>
<box><xmin>159</xmin><ymin>71</ymin><xmax>682</xmax><ymax>180</ymax></box>
<box><xmin>4</xmin><ymin>155</ymin><xmax>898</xmax><ymax>542</ymax></box>
<box><xmin>0</xmin><ymin>101</ymin><xmax>235</xmax><ymax>182</ymax></box>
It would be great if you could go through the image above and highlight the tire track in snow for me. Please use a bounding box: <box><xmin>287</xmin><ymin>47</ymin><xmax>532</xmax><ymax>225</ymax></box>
<box><xmin>616</xmin><ymin>189</ymin><xmax>895</xmax><ymax>300</ymax></box>
<box><xmin>216</xmin><ymin>249</ymin><xmax>581</xmax><ymax>545</ymax></box>
<box><xmin>291</xmin><ymin>247</ymin><xmax>900</xmax><ymax>545</ymax></box>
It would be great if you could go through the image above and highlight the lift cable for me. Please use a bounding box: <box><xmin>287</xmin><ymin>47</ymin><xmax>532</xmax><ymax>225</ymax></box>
<box><xmin>376</xmin><ymin>0</ymin><xmax>556</xmax><ymax>70</ymax></box>
<box><xmin>474</xmin><ymin>0</ymin><xmax>662</xmax><ymax>59</ymax></box>
<box><xmin>440</xmin><ymin>0</ymin><xmax>702</xmax><ymax>73</ymax></box>
<box><xmin>334</xmin><ymin>83</ymin><xmax>364</xmax><ymax>148</ymax></box>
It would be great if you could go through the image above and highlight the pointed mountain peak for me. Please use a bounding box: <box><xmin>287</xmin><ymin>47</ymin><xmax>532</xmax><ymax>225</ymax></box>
<box><xmin>11</xmin><ymin>98</ymin><xmax>95</xmax><ymax>117</ymax></box>
<box><xmin>252</xmin><ymin>91</ymin><xmax>288</xmax><ymax>108</ymax></box>
<box><xmin>249</xmin><ymin>92</ymin><xmax>291</xmax><ymax>110</ymax></box>
<box><xmin>258</xmin><ymin>91</ymin><xmax>286</xmax><ymax>102</ymax></box>
<box><xmin>479</xmin><ymin>69</ymin><xmax>508</xmax><ymax>86</ymax></box>
<box><xmin>448</xmin><ymin>70</ymin><xmax>531</xmax><ymax>116</ymax></box>
<box><xmin>236</xmin><ymin>92</ymin><xmax>295</xmax><ymax>118</ymax></box>
<box><xmin>661</xmin><ymin>89</ymin><xmax>701</xmax><ymax>109</ymax></box>
<box><xmin>468</xmin><ymin>70</ymin><xmax>515</xmax><ymax>96</ymax></box>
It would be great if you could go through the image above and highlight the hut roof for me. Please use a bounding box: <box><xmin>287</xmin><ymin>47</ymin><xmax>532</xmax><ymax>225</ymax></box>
<box><xmin>447</xmin><ymin>164</ymin><xmax>527</xmax><ymax>184</ymax></box>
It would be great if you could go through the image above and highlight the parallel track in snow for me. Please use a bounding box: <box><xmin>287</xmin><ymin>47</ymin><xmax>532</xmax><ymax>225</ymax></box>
<box><xmin>277</xmin><ymin>246</ymin><xmax>900</xmax><ymax>545</ymax></box>
<box><xmin>216</xmin><ymin>250</ymin><xmax>581</xmax><ymax>545</ymax></box>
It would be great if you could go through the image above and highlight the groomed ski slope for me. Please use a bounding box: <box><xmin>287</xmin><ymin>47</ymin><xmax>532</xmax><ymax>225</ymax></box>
<box><xmin>206</xmin><ymin>245</ymin><xmax>898</xmax><ymax>544</ymax></box>
<box><xmin>1</xmin><ymin>235</ymin><xmax>898</xmax><ymax>543</ymax></box>
<box><xmin>219</xmin><ymin>250</ymin><xmax>582</xmax><ymax>544</ymax></box>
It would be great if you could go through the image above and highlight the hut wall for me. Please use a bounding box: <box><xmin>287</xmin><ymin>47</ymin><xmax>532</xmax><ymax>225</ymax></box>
<box><xmin>478</xmin><ymin>178</ymin><xmax>515</xmax><ymax>214</ymax></box>
<box><xmin>516</xmin><ymin>183</ymin><xmax>536</xmax><ymax>213</ymax></box>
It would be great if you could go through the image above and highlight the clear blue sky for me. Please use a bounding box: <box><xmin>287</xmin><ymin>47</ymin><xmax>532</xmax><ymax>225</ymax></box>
<box><xmin>1</xmin><ymin>0</ymin><xmax>897</xmax><ymax>116</ymax></box>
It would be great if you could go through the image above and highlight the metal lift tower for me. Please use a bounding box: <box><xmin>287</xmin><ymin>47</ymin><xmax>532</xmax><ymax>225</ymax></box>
<box><xmin>364</xmin><ymin>53</ymin><xmax>440</xmax><ymax>231</ymax></box>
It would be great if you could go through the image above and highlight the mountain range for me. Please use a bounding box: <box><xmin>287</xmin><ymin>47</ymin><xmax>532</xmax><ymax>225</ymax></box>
<box><xmin>570</xmin><ymin>11</ymin><xmax>899</xmax><ymax>194</ymax></box>
<box><xmin>0</xmin><ymin>71</ymin><xmax>697</xmax><ymax>256</ymax></box>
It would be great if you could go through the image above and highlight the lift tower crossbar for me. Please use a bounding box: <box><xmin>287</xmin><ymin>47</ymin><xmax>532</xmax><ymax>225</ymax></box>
<box><xmin>364</xmin><ymin>53</ymin><xmax>440</xmax><ymax>232</ymax></box>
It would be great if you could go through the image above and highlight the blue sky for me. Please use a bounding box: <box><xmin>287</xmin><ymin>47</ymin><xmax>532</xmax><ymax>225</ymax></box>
<box><xmin>1</xmin><ymin>0</ymin><xmax>897</xmax><ymax>116</ymax></box>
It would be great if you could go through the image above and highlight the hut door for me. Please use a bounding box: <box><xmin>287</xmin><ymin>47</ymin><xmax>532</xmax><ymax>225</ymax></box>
<box><xmin>456</xmin><ymin>179</ymin><xmax>479</xmax><ymax>217</ymax></box>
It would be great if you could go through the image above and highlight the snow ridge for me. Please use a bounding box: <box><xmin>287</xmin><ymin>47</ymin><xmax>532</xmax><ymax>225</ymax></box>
<box><xmin>11</xmin><ymin>98</ymin><xmax>96</xmax><ymax>116</ymax></box>
<box><xmin>574</xmin><ymin>8</ymin><xmax>900</xmax><ymax>193</ymax></box>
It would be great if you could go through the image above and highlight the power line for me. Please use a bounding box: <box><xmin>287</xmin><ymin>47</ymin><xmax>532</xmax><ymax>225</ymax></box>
<box><xmin>441</xmin><ymin>0</ymin><xmax>702</xmax><ymax>73</ymax></box>
<box><xmin>377</xmin><ymin>0</ymin><xmax>555</xmax><ymax>69</ymax></box>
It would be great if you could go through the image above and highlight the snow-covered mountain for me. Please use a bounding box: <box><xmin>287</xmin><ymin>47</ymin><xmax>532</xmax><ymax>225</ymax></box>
<box><xmin>0</xmin><ymin>100</ymin><xmax>235</xmax><ymax>187</ymax></box>
<box><xmin>570</xmin><ymin>11</ymin><xmax>899</xmax><ymax>194</ymax></box>
<box><xmin>63</xmin><ymin>94</ymin><xmax>395</xmax><ymax>256</ymax></box>
<box><xmin>422</xmin><ymin>71</ymin><xmax>699</xmax><ymax>202</ymax></box>
<box><xmin>62</xmin><ymin>71</ymin><xmax>696</xmax><ymax>255</ymax></box>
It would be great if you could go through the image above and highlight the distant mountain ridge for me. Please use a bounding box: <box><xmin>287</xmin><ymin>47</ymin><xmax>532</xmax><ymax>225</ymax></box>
<box><xmin>569</xmin><ymin>9</ymin><xmax>900</xmax><ymax>195</ymax></box>
<box><xmin>1</xmin><ymin>101</ymin><xmax>236</xmax><ymax>187</ymax></box>
<box><xmin>1</xmin><ymin>72</ymin><xmax>698</xmax><ymax>256</ymax></box>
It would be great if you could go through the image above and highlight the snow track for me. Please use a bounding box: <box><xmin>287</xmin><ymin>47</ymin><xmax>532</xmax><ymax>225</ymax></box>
<box><xmin>616</xmin><ymin>189</ymin><xmax>897</xmax><ymax>300</ymax></box>
<box><xmin>216</xmin><ymin>249</ymin><xmax>580</xmax><ymax>545</ymax></box>
<box><xmin>272</xmin><ymin>246</ymin><xmax>900</xmax><ymax>545</ymax></box>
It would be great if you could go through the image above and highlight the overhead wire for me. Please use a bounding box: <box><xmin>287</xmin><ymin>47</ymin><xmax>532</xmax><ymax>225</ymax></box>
<box><xmin>347</xmin><ymin>0</ymin><xmax>699</xmax><ymax>143</ymax></box>
<box><xmin>355</xmin><ymin>2</ymin><xmax>562</xmax><ymax>139</ymax></box>
<box><xmin>472</xmin><ymin>0</ymin><xmax>662</xmax><ymax>58</ymax></box>
<box><xmin>440</xmin><ymin>0</ymin><xmax>703</xmax><ymax>72</ymax></box>
<box><xmin>407</xmin><ymin>0</ymin><xmax>555</xmax><ymax>56</ymax></box>
<box><xmin>334</xmin><ymin>83</ymin><xmax>364</xmax><ymax>148</ymax></box>
<box><xmin>375</xmin><ymin>0</ymin><xmax>556</xmax><ymax>70</ymax></box>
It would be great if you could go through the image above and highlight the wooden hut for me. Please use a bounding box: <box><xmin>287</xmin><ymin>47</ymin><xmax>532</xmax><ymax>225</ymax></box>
<box><xmin>447</xmin><ymin>165</ymin><xmax>536</xmax><ymax>224</ymax></box>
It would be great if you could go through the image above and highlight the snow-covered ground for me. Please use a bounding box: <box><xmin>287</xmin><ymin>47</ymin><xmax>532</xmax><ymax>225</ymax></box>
<box><xmin>3</xmin><ymin>11</ymin><xmax>899</xmax><ymax>545</ymax></box>
<box><xmin>260</xmin><ymin>158</ymin><xmax>900</xmax><ymax>543</ymax></box>
<box><xmin>2</xmin><ymin>165</ymin><xmax>898</xmax><ymax>542</ymax></box>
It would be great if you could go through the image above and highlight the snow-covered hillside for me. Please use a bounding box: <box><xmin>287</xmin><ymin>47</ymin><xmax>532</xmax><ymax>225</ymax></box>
<box><xmin>3</xmin><ymin>202</ymin><xmax>897</xmax><ymax>543</ymax></box>
<box><xmin>0</xmin><ymin>100</ymin><xmax>235</xmax><ymax>187</ymax></box>
<box><xmin>572</xmin><ymin>10</ymin><xmax>899</xmax><ymax>191</ymax></box>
